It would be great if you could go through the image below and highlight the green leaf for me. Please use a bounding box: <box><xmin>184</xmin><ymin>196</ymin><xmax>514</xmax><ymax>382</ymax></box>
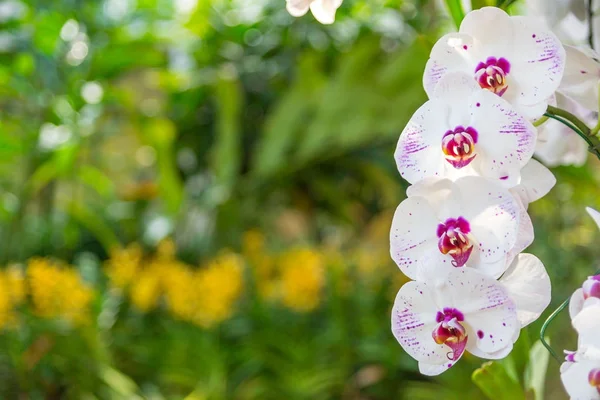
<box><xmin>251</xmin><ymin>52</ymin><xmax>326</xmax><ymax>179</ymax></box>
<box><xmin>144</xmin><ymin>118</ymin><xmax>184</xmax><ymax>215</ymax></box>
<box><xmin>496</xmin><ymin>0</ymin><xmax>519</xmax><ymax>9</ymax></box>
<box><xmin>472</xmin><ymin>0</ymin><xmax>496</xmax><ymax>9</ymax></box>
<box><xmin>77</xmin><ymin>165</ymin><xmax>115</xmax><ymax>198</ymax></box>
<box><xmin>524</xmin><ymin>340</ymin><xmax>551</xmax><ymax>400</ymax></box>
<box><xmin>33</xmin><ymin>12</ymin><xmax>64</xmax><ymax>55</ymax></box>
<box><xmin>67</xmin><ymin>202</ymin><xmax>120</xmax><ymax>251</ymax></box>
<box><xmin>99</xmin><ymin>365</ymin><xmax>144</xmax><ymax>399</ymax></box>
<box><xmin>444</xmin><ymin>0</ymin><xmax>466</xmax><ymax>29</ymax></box>
<box><xmin>212</xmin><ymin>70</ymin><xmax>243</xmax><ymax>191</ymax></box>
<box><xmin>500</xmin><ymin>329</ymin><xmax>530</xmax><ymax>386</ymax></box>
<box><xmin>472</xmin><ymin>361</ymin><xmax>526</xmax><ymax>400</ymax></box>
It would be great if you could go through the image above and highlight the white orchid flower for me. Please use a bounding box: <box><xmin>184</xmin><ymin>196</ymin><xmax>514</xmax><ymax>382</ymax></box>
<box><xmin>390</xmin><ymin>177</ymin><xmax>527</xmax><ymax>280</ymax></box>
<box><xmin>423</xmin><ymin>7</ymin><xmax>565</xmax><ymax>120</ymax></box>
<box><xmin>395</xmin><ymin>71</ymin><xmax>537</xmax><ymax>187</ymax></box>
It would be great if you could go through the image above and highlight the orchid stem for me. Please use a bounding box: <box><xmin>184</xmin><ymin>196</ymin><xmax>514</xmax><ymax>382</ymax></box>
<box><xmin>533</xmin><ymin>115</ymin><xmax>549</xmax><ymax>127</ymax></box>
<box><xmin>539</xmin><ymin>297</ymin><xmax>570</xmax><ymax>364</ymax></box>
<box><xmin>544</xmin><ymin>105</ymin><xmax>600</xmax><ymax>161</ymax></box>
<box><xmin>540</xmin><ymin>268</ymin><xmax>600</xmax><ymax>362</ymax></box>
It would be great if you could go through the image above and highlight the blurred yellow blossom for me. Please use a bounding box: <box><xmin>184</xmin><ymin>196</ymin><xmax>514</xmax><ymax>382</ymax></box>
<box><xmin>105</xmin><ymin>243</ymin><xmax>142</xmax><ymax>289</ymax></box>
<box><xmin>27</xmin><ymin>258</ymin><xmax>94</xmax><ymax>325</ymax></box>
<box><xmin>0</xmin><ymin>266</ymin><xmax>27</xmax><ymax>329</ymax></box>
<box><xmin>0</xmin><ymin>276</ymin><xmax>16</xmax><ymax>329</ymax></box>
<box><xmin>130</xmin><ymin>268</ymin><xmax>162</xmax><ymax>312</ymax></box>
<box><xmin>163</xmin><ymin>261</ymin><xmax>196</xmax><ymax>321</ymax></box>
<box><xmin>195</xmin><ymin>251</ymin><xmax>244</xmax><ymax>328</ymax></box>
<box><xmin>5</xmin><ymin>266</ymin><xmax>25</xmax><ymax>306</ymax></box>
<box><xmin>279</xmin><ymin>248</ymin><xmax>325</xmax><ymax>312</ymax></box>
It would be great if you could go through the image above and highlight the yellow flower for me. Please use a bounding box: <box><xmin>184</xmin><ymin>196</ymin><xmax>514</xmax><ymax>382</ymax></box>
<box><xmin>105</xmin><ymin>244</ymin><xmax>142</xmax><ymax>289</ymax></box>
<box><xmin>28</xmin><ymin>258</ymin><xmax>94</xmax><ymax>325</ymax></box>
<box><xmin>4</xmin><ymin>266</ymin><xmax>25</xmax><ymax>306</ymax></box>
<box><xmin>279</xmin><ymin>248</ymin><xmax>324</xmax><ymax>312</ymax></box>
<box><xmin>130</xmin><ymin>269</ymin><xmax>162</xmax><ymax>312</ymax></box>
<box><xmin>194</xmin><ymin>251</ymin><xmax>244</xmax><ymax>328</ymax></box>
<box><xmin>129</xmin><ymin>240</ymin><xmax>187</xmax><ymax>314</ymax></box>
<box><xmin>163</xmin><ymin>261</ymin><xmax>196</xmax><ymax>320</ymax></box>
<box><xmin>0</xmin><ymin>274</ymin><xmax>16</xmax><ymax>329</ymax></box>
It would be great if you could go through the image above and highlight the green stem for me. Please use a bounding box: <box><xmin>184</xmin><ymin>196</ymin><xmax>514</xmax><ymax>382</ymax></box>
<box><xmin>533</xmin><ymin>115</ymin><xmax>549</xmax><ymax>127</ymax></box>
<box><xmin>544</xmin><ymin>105</ymin><xmax>600</xmax><ymax>161</ymax></box>
<box><xmin>539</xmin><ymin>297</ymin><xmax>569</xmax><ymax>363</ymax></box>
<box><xmin>591</xmin><ymin>119</ymin><xmax>600</xmax><ymax>136</ymax></box>
<box><xmin>540</xmin><ymin>268</ymin><xmax>600</xmax><ymax>362</ymax></box>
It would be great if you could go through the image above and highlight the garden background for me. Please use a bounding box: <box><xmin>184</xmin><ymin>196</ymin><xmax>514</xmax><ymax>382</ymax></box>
<box><xmin>0</xmin><ymin>0</ymin><xmax>598</xmax><ymax>398</ymax></box>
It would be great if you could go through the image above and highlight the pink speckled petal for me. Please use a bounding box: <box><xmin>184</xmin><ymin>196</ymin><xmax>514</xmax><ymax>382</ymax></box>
<box><xmin>505</xmin><ymin>200</ymin><xmax>534</xmax><ymax>265</ymax></box>
<box><xmin>453</xmin><ymin>177</ymin><xmax>520</xmax><ymax>264</ymax></box>
<box><xmin>391</xmin><ymin>281</ymin><xmax>452</xmax><ymax>365</ymax></box>
<box><xmin>394</xmin><ymin>100</ymin><xmax>448</xmax><ymax>184</ymax></box>
<box><xmin>469</xmin><ymin>90</ymin><xmax>537</xmax><ymax>184</ymax></box>
<box><xmin>507</xmin><ymin>16</ymin><xmax>566</xmax><ymax>107</ymax></box>
<box><xmin>423</xmin><ymin>33</ymin><xmax>477</xmax><ymax>98</ymax></box>
<box><xmin>446</xmin><ymin>269</ymin><xmax>519</xmax><ymax>355</ymax></box>
<box><xmin>390</xmin><ymin>197</ymin><xmax>440</xmax><ymax>280</ymax></box>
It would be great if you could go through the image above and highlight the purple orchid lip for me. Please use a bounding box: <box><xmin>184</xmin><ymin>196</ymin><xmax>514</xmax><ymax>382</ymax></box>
<box><xmin>437</xmin><ymin>217</ymin><xmax>473</xmax><ymax>267</ymax></box>
<box><xmin>474</xmin><ymin>56</ymin><xmax>511</xmax><ymax>96</ymax></box>
<box><xmin>441</xmin><ymin>126</ymin><xmax>478</xmax><ymax>169</ymax></box>
<box><xmin>432</xmin><ymin>307</ymin><xmax>468</xmax><ymax>361</ymax></box>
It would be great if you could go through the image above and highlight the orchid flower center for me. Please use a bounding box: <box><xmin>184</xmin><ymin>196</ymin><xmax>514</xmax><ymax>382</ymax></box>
<box><xmin>432</xmin><ymin>307</ymin><xmax>468</xmax><ymax>361</ymax></box>
<box><xmin>583</xmin><ymin>275</ymin><xmax>600</xmax><ymax>299</ymax></box>
<box><xmin>589</xmin><ymin>368</ymin><xmax>600</xmax><ymax>394</ymax></box>
<box><xmin>441</xmin><ymin>126</ymin><xmax>478</xmax><ymax>169</ymax></box>
<box><xmin>437</xmin><ymin>217</ymin><xmax>473</xmax><ymax>267</ymax></box>
<box><xmin>474</xmin><ymin>57</ymin><xmax>511</xmax><ymax>96</ymax></box>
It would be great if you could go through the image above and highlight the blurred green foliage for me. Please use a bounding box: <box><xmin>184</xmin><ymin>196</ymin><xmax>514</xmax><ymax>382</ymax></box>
<box><xmin>0</xmin><ymin>0</ymin><xmax>599</xmax><ymax>399</ymax></box>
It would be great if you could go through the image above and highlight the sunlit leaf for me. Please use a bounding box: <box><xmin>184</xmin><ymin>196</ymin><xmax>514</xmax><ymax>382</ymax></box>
<box><xmin>472</xmin><ymin>361</ymin><xmax>525</xmax><ymax>400</ymax></box>
<box><xmin>444</xmin><ymin>0</ymin><xmax>466</xmax><ymax>28</ymax></box>
<box><xmin>212</xmin><ymin>71</ymin><xmax>243</xmax><ymax>190</ymax></box>
<box><xmin>524</xmin><ymin>340</ymin><xmax>550</xmax><ymax>400</ymax></box>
